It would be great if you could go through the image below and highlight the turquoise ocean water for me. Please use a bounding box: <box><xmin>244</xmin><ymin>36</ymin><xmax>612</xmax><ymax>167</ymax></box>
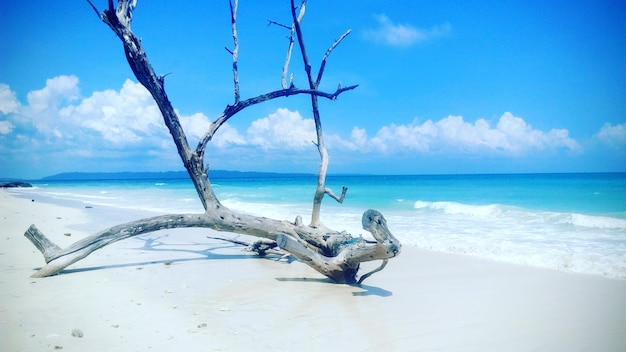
<box><xmin>9</xmin><ymin>173</ymin><xmax>626</xmax><ymax>279</ymax></box>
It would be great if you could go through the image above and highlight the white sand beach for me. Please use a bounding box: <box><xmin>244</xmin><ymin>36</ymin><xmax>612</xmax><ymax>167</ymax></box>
<box><xmin>1</xmin><ymin>189</ymin><xmax>625</xmax><ymax>351</ymax></box>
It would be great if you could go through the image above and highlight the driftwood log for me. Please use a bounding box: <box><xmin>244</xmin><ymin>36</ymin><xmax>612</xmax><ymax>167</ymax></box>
<box><xmin>24</xmin><ymin>0</ymin><xmax>401</xmax><ymax>284</ymax></box>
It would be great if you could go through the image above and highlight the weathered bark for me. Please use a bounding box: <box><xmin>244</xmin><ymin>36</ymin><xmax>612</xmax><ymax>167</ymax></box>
<box><xmin>227</xmin><ymin>0</ymin><xmax>240</xmax><ymax>103</ymax></box>
<box><xmin>24</xmin><ymin>0</ymin><xmax>402</xmax><ymax>284</ymax></box>
<box><xmin>277</xmin><ymin>210</ymin><xmax>401</xmax><ymax>284</ymax></box>
<box><xmin>25</xmin><ymin>208</ymin><xmax>400</xmax><ymax>283</ymax></box>
<box><xmin>287</xmin><ymin>0</ymin><xmax>351</xmax><ymax>227</ymax></box>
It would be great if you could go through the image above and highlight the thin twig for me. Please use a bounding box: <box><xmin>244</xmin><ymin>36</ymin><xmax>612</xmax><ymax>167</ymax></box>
<box><xmin>291</xmin><ymin>0</ymin><xmax>313</xmax><ymax>86</ymax></box>
<box><xmin>229</xmin><ymin>0</ymin><xmax>241</xmax><ymax>103</ymax></box>
<box><xmin>195</xmin><ymin>84</ymin><xmax>357</xmax><ymax>153</ymax></box>
<box><xmin>282</xmin><ymin>25</ymin><xmax>296</xmax><ymax>89</ymax></box>
<box><xmin>85</xmin><ymin>0</ymin><xmax>101</xmax><ymax>18</ymax></box>
<box><xmin>274</xmin><ymin>5</ymin><xmax>305</xmax><ymax>89</ymax></box>
<box><xmin>316</xmin><ymin>29</ymin><xmax>351</xmax><ymax>86</ymax></box>
<box><xmin>325</xmin><ymin>186</ymin><xmax>348</xmax><ymax>204</ymax></box>
<box><xmin>267</xmin><ymin>19</ymin><xmax>291</xmax><ymax>30</ymax></box>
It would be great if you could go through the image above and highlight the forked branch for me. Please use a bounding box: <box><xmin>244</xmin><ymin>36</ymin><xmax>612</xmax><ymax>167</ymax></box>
<box><xmin>289</xmin><ymin>0</ymin><xmax>349</xmax><ymax>227</ymax></box>
<box><xmin>22</xmin><ymin>0</ymin><xmax>401</xmax><ymax>284</ymax></box>
<box><xmin>195</xmin><ymin>84</ymin><xmax>357</xmax><ymax>153</ymax></box>
<box><xmin>25</xmin><ymin>209</ymin><xmax>400</xmax><ymax>283</ymax></box>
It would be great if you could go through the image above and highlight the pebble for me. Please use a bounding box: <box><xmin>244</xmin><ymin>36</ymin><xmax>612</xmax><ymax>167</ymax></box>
<box><xmin>71</xmin><ymin>329</ymin><xmax>84</xmax><ymax>338</ymax></box>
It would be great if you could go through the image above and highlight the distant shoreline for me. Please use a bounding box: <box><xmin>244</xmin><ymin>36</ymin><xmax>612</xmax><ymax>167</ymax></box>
<box><xmin>3</xmin><ymin>170</ymin><xmax>625</xmax><ymax>183</ymax></box>
<box><xmin>38</xmin><ymin>170</ymin><xmax>317</xmax><ymax>182</ymax></box>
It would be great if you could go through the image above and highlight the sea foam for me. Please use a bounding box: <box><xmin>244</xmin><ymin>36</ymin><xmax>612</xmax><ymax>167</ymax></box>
<box><xmin>9</xmin><ymin>173</ymin><xmax>626</xmax><ymax>280</ymax></box>
<box><xmin>405</xmin><ymin>200</ymin><xmax>626</xmax><ymax>279</ymax></box>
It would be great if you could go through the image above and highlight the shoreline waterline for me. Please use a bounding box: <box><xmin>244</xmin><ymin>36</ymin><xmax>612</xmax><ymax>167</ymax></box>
<box><xmin>5</xmin><ymin>172</ymin><xmax>626</xmax><ymax>280</ymax></box>
<box><xmin>2</xmin><ymin>189</ymin><xmax>626</xmax><ymax>351</ymax></box>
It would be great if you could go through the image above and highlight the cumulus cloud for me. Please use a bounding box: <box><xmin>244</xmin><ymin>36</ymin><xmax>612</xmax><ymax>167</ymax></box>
<box><xmin>0</xmin><ymin>76</ymin><xmax>319</xmax><ymax>158</ymax></box>
<box><xmin>594</xmin><ymin>123</ymin><xmax>626</xmax><ymax>148</ymax></box>
<box><xmin>26</xmin><ymin>75</ymin><xmax>80</xmax><ymax>114</ymax></box>
<box><xmin>211</xmin><ymin>123</ymin><xmax>246</xmax><ymax>148</ymax></box>
<box><xmin>246</xmin><ymin>108</ymin><xmax>316</xmax><ymax>150</ymax></box>
<box><xmin>179</xmin><ymin>112</ymin><xmax>211</xmax><ymax>141</ymax></box>
<box><xmin>363</xmin><ymin>14</ymin><xmax>451</xmax><ymax>47</ymax></box>
<box><xmin>0</xmin><ymin>75</ymin><xmax>588</xmax><ymax>176</ymax></box>
<box><xmin>1</xmin><ymin>76</ymin><xmax>172</xmax><ymax>155</ymax></box>
<box><xmin>214</xmin><ymin>110</ymin><xmax>579</xmax><ymax>158</ymax></box>
<box><xmin>0</xmin><ymin>120</ymin><xmax>14</xmax><ymax>134</ymax></box>
<box><xmin>65</xmin><ymin>79</ymin><xmax>165</xmax><ymax>145</ymax></box>
<box><xmin>345</xmin><ymin>112</ymin><xmax>580</xmax><ymax>155</ymax></box>
<box><xmin>0</xmin><ymin>83</ymin><xmax>20</xmax><ymax>114</ymax></box>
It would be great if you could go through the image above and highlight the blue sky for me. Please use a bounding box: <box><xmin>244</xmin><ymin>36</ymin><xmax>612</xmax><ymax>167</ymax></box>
<box><xmin>1</xmin><ymin>1</ymin><xmax>625</xmax><ymax>179</ymax></box>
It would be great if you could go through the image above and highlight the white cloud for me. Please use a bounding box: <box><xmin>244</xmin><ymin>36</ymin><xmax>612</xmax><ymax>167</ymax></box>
<box><xmin>0</xmin><ymin>76</ymin><xmax>173</xmax><ymax>155</ymax></box>
<box><xmin>0</xmin><ymin>75</ymin><xmax>590</xmax><ymax>176</ymax></box>
<box><xmin>212</xmin><ymin>123</ymin><xmax>247</xmax><ymax>148</ymax></box>
<box><xmin>246</xmin><ymin>108</ymin><xmax>316</xmax><ymax>150</ymax></box>
<box><xmin>13</xmin><ymin>75</ymin><xmax>81</xmax><ymax>138</ymax></box>
<box><xmin>206</xmin><ymin>110</ymin><xmax>581</xmax><ymax>159</ymax></box>
<box><xmin>363</xmin><ymin>14</ymin><xmax>451</xmax><ymax>47</ymax></box>
<box><xmin>1</xmin><ymin>77</ymin><xmax>320</xmax><ymax>160</ymax></box>
<box><xmin>346</xmin><ymin>112</ymin><xmax>580</xmax><ymax>155</ymax></box>
<box><xmin>26</xmin><ymin>75</ymin><xmax>80</xmax><ymax>114</ymax></box>
<box><xmin>0</xmin><ymin>83</ymin><xmax>20</xmax><ymax>115</ymax></box>
<box><xmin>178</xmin><ymin>112</ymin><xmax>246</xmax><ymax>148</ymax></box>
<box><xmin>180</xmin><ymin>112</ymin><xmax>211</xmax><ymax>141</ymax></box>
<box><xmin>594</xmin><ymin>123</ymin><xmax>626</xmax><ymax>148</ymax></box>
<box><xmin>60</xmin><ymin>78</ymin><xmax>166</xmax><ymax>146</ymax></box>
<box><xmin>0</xmin><ymin>120</ymin><xmax>14</xmax><ymax>134</ymax></box>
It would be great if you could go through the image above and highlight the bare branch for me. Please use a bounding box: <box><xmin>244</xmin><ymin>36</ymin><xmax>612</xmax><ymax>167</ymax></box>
<box><xmin>289</xmin><ymin>0</ymin><xmax>344</xmax><ymax>227</ymax></box>
<box><xmin>272</xmin><ymin>4</ymin><xmax>305</xmax><ymax>89</ymax></box>
<box><xmin>207</xmin><ymin>236</ymin><xmax>284</xmax><ymax>257</ymax></box>
<box><xmin>316</xmin><ymin>29</ymin><xmax>352</xmax><ymax>86</ymax></box>
<box><xmin>291</xmin><ymin>0</ymin><xmax>313</xmax><ymax>87</ymax></box>
<box><xmin>24</xmin><ymin>208</ymin><xmax>301</xmax><ymax>277</ymax></box>
<box><xmin>325</xmin><ymin>186</ymin><xmax>348</xmax><ymax>204</ymax></box>
<box><xmin>267</xmin><ymin>20</ymin><xmax>291</xmax><ymax>30</ymax></box>
<box><xmin>281</xmin><ymin>25</ymin><xmax>296</xmax><ymax>89</ymax></box>
<box><xmin>115</xmin><ymin>0</ymin><xmax>137</xmax><ymax>29</ymax></box>
<box><xmin>229</xmin><ymin>0</ymin><xmax>241</xmax><ymax>103</ymax></box>
<box><xmin>22</xmin><ymin>1</ymin><xmax>401</xmax><ymax>285</ymax></box>
<box><xmin>276</xmin><ymin>210</ymin><xmax>401</xmax><ymax>284</ymax></box>
<box><xmin>98</xmin><ymin>0</ymin><xmax>220</xmax><ymax>211</ymax></box>
<box><xmin>85</xmin><ymin>0</ymin><xmax>101</xmax><ymax>18</ymax></box>
<box><xmin>24</xmin><ymin>207</ymin><xmax>396</xmax><ymax>283</ymax></box>
<box><xmin>195</xmin><ymin>84</ymin><xmax>358</xmax><ymax>153</ymax></box>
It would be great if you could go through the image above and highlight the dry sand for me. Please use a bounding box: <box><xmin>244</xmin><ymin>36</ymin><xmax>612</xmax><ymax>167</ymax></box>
<box><xmin>1</xmin><ymin>189</ymin><xmax>625</xmax><ymax>351</ymax></box>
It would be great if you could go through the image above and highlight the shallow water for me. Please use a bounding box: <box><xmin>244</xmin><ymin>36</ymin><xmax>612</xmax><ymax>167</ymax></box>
<box><xmin>11</xmin><ymin>173</ymin><xmax>626</xmax><ymax>279</ymax></box>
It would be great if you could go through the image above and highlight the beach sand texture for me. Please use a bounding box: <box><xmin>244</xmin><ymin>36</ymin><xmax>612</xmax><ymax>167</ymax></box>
<box><xmin>1</xmin><ymin>190</ymin><xmax>625</xmax><ymax>351</ymax></box>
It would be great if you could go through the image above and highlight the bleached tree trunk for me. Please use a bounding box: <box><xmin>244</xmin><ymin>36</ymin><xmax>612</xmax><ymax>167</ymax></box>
<box><xmin>279</xmin><ymin>0</ymin><xmax>349</xmax><ymax>228</ymax></box>
<box><xmin>24</xmin><ymin>0</ymin><xmax>401</xmax><ymax>284</ymax></box>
